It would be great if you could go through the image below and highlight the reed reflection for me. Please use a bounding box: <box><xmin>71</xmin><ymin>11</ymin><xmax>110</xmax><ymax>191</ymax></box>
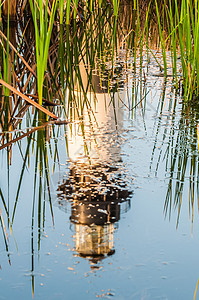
<box><xmin>150</xmin><ymin>88</ymin><xmax>199</xmax><ymax>230</ymax></box>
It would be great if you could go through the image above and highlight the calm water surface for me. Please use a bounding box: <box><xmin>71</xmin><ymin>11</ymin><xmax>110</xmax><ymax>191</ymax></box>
<box><xmin>0</xmin><ymin>50</ymin><xmax>199</xmax><ymax>300</ymax></box>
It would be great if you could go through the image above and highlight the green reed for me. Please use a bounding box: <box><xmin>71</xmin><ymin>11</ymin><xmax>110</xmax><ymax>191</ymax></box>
<box><xmin>66</xmin><ymin>0</ymin><xmax>71</xmax><ymax>24</ymax></box>
<box><xmin>73</xmin><ymin>0</ymin><xmax>79</xmax><ymax>20</ymax></box>
<box><xmin>0</xmin><ymin>1</ymin><xmax>10</xmax><ymax>97</ymax></box>
<box><xmin>155</xmin><ymin>0</ymin><xmax>199</xmax><ymax>99</ymax></box>
<box><xmin>59</xmin><ymin>0</ymin><xmax>64</xmax><ymax>24</ymax></box>
<box><xmin>113</xmin><ymin>0</ymin><xmax>119</xmax><ymax>18</ymax></box>
<box><xmin>0</xmin><ymin>0</ymin><xmax>122</xmax><ymax>116</ymax></box>
<box><xmin>155</xmin><ymin>0</ymin><xmax>167</xmax><ymax>78</ymax></box>
<box><xmin>29</xmin><ymin>0</ymin><xmax>57</xmax><ymax>106</ymax></box>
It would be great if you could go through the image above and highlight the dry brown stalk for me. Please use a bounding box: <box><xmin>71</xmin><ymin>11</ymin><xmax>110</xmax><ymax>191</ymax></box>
<box><xmin>0</xmin><ymin>79</ymin><xmax>58</xmax><ymax>119</ymax></box>
<box><xmin>0</xmin><ymin>29</ymin><xmax>37</xmax><ymax>78</ymax></box>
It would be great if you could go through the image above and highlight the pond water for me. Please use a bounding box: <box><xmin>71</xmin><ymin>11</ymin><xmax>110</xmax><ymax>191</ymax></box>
<box><xmin>1</xmin><ymin>2</ymin><xmax>199</xmax><ymax>298</ymax></box>
<box><xmin>1</xmin><ymin>45</ymin><xmax>199</xmax><ymax>300</ymax></box>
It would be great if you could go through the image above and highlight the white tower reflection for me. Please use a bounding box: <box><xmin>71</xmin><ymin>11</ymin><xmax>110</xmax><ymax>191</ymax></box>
<box><xmin>57</xmin><ymin>60</ymin><xmax>132</xmax><ymax>262</ymax></box>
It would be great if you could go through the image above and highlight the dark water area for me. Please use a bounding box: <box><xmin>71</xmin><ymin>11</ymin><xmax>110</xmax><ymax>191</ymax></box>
<box><xmin>1</xmin><ymin>2</ymin><xmax>199</xmax><ymax>300</ymax></box>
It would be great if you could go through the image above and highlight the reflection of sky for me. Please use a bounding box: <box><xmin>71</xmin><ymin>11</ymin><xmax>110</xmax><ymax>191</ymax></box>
<box><xmin>1</xmin><ymin>51</ymin><xmax>199</xmax><ymax>299</ymax></box>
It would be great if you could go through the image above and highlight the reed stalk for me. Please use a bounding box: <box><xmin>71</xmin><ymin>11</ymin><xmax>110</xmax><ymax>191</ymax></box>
<box><xmin>29</xmin><ymin>0</ymin><xmax>58</xmax><ymax>106</ymax></box>
<box><xmin>59</xmin><ymin>0</ymin><xmax>64</xmax><ymax>24</ymax></box>
<box><xmin>113</xmin><ymin>0</ymin><xmax>119</xmax><ymax>18</ymax></box>
<box><xmin>0</xmin><ymin>1</ymin><xmax>10</xmax><ymax>97</ymax></box>
<box><xmin>155</xmin><ymin>0</ymin><xmax>167</xmax><ymax>79</ymax></box>
<box><xmin>66</xmin><ymin>0</ymin><xmax>71</xmax><ymax>24</ymax></box>
<box><xmin>155</xmin><ymin>0</ymin><xmax>199</xmax><ymax>99</ymax></box>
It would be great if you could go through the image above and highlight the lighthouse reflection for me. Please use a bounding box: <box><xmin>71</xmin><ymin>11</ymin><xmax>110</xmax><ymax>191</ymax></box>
<box><xmin>57</xmin><ymin>58</ymin><xmax>132</xmax><ymax>262</ymax></box>
<box><xmin>57</xmin><ymin>162</ymin><xmax>131</xmax><ymax>261</ymax></box>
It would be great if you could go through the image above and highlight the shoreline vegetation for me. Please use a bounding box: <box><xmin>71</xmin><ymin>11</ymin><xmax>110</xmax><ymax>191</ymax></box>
<box><xmin>0</xmin><ymin>1</ymin><xmax>198</xmax><ymax>127</ymax></box>
<box><xmin>0</xmin><ymin>0</ymin><xmax>199</xmax><ymax>120</ymax></box>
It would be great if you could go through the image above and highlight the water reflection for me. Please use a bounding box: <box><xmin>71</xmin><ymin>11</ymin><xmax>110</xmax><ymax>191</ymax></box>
<box><xmin>1</xmin><ymin>2</ymin><xmax>199</xmax><ymax>299</ymax></box>
<box><xmin>149</xmin><ymin>81</ymin><xmax>199</xmax><ymax>229</ymax></box>
<box><xmin>57</xmin><ymin>162</ymin><xmax>131</xmax><ymax>262</ymax></box>
<box><xmin>56</xmin><ymin>55</ymin><xmax>132</xmax><ymax>263</ymax></box>
<box><xmin>0</xmin><ymin>6</ymin><xmax>135</xmax><ymax>296</ymax></box>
